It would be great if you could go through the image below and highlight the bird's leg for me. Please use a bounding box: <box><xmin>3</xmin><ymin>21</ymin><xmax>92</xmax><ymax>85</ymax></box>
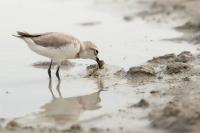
<box><xmin>48</xmin><ymin>59</ymin><xmax>53</xmax><ymax>79</ymax></box>
<box><xmin>56</xmin><ymin>66</ymin><xmax>60</xmax><ymax>80</ymax></box>
<box><xmin>48</xmin><ymin>78</ymin><xmax>55</xmax><ymax>99</ymax></box>
<box><xmin>56</xmin><ymin>80</ymin><xmax>62</xmax><ymax>98</ymax></box>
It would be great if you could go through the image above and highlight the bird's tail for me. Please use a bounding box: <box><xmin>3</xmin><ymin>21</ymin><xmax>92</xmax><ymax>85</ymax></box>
<box><xmin>12</xmin><ymin>31</ymin><xmax>40</xmax><ymax>39</ymax></box>
<box><xmin>12</xmin><ymin>34</ymin><xmax>23</xmax><ymax>39</ymax></box>
<box><xmin>12</xmin><ymin>31</ymin><xmax>27</xmax><ymax>39</ymax></box>
<box><xmin>17</xmin><ymin>31</ymin><xmax>32</xmax><ymax>37</ymax></box>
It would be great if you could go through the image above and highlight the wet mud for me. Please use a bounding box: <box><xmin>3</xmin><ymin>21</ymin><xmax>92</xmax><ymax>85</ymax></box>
<box><xmin>2</xmin><ymin>50</ymin><xmax>200</xmax><ymax>133</ymax></box>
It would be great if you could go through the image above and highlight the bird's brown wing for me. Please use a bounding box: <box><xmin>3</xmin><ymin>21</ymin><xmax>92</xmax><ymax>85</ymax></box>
<box><xmin>17</xmin><ymin>32</ymin><xmax>80</xmax><ymax>48</ymax></box>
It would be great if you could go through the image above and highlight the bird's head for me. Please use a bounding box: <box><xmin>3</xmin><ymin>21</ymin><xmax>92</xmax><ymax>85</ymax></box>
<box><xmin>79</xmin><ymin>41</ymin><xmax>104</xmax><ymax>68</ymax></box>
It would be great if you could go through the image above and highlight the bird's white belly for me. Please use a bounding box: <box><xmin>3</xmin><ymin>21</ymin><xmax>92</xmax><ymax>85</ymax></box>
<box><xmin>24</xmin><ymin>38</ymin><xmax>80</xmax><ymax>62</ymax></box>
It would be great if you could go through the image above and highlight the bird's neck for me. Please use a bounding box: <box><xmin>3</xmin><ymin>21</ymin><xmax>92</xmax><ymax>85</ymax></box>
<box><xmin>76</xmin><ymin>43</ymin><xmax>85</xmax><ymax>58</ymax></box>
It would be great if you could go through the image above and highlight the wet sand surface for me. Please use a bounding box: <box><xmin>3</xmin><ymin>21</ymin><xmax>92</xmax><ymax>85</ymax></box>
<box><xmin>0</xmin><ymin>0</ymin><xmax>200</xmax><ymax>133</ymax></box>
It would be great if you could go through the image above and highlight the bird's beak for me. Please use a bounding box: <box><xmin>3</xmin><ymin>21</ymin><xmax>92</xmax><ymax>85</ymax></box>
<box><xmin>96</xmin><ymin>57</ymin><xmax>101</xmax><ymax>68</ymax></box>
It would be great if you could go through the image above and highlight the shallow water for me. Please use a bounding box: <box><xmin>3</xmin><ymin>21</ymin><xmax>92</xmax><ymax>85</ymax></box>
<box><xmin>0</xmin><ymin>0</ymin><xmax>197</xmax><ymax>128</ymax></box>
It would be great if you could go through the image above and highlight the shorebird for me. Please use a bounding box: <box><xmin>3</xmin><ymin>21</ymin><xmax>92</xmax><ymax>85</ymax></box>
<box><xmin>13</xmin><ymin>31</ymin><xmax>103</xmax><ymax>80</ymax></box>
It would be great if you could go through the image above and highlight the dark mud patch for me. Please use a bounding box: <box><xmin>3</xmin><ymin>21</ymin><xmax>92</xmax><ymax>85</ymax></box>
<box><xmin>135</xmin><ymin>0</ymin><xmax>187</xmax><ymax>20</ymax></box>
<box><xmin>130</xmin><ymin>99</ymin><xmax>150</xmax><ymax>109</ymax></box>
<box><xmin>166</xmin><ymin>62</ymin><xmax>190</xmax><ymax>74</ymax></box>
<box><xmin>150</xmin><ymin>90</ymin><xmax>160</xmax><ymax>94</ymax></box>
<box><xmin>61</xmin><ymin>124</ymin><xmax>82</xmax><ymax>132</ymax></box>
<box><xmin>123</xmin><ymin>15</ymin><xmax>134</xmax><ymax>22</ymax></box>
<box><xmin>86</xmin><ymin>61</ymin><xmax>105</xmax><ymax>77</ymax></box>
<box><xmin>176</xmin><ymin>21</ymin><xmax>200</xmax><ymax>33</ymax></box>
<box><xmin>89</xmin><ymin>127</ymin><xmax>104</xmax><ymax>133</ymax></box>
<box><xmin>86</xmin><ymin>64</ymin><xmax>100</xmax><ymax>77</ymax></box>
<box><xmin>78</xmin><ymin>21</ymin><xmax>101</xmax><ymax>26</ymax></box>
<box><xmin>6</xmin><ymin>120</ymin><xmax>21</xmax><ymax>130</ymax></box>
<box><xmin>168</xmin><ymin>21</ymin><xmax>200</xmax><ymax>44</ymax></box>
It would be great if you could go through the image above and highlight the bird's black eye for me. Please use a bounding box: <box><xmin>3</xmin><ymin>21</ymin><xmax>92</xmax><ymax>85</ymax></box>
<box><xmin>95</xmin><ymin>50</ymin><xmax>99</xmax><ymax>55</ymax></box>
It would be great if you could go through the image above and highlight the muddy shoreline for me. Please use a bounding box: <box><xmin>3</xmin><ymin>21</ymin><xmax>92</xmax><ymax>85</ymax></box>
<box><xmin>1</xmin><ymin>51</ymin><xmax>200</xmax><ymax>133</ymax></box>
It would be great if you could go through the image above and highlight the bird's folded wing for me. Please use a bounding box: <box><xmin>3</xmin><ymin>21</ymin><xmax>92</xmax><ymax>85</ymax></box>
<box><xmin>17</xmin><ymin>32</ymin><xmax>80</xmax><ymax>48</ymax></box>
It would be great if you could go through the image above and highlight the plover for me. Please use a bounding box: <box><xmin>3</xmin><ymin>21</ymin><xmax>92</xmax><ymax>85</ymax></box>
<box><xmin>13</xmin><ymin>31</ymin><xmax>104</xmax><ymax>80</ymax></box>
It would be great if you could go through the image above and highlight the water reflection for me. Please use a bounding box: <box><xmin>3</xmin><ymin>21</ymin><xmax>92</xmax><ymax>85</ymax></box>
<box><xmin>48</xmin><ymin>79</ymin><xmax>62</xmax><ymax>99</ymax></box>
<box><xmin>37</xmin><ymin>78</ymin><xmax>103</xmax><ymax>124</ymax></box>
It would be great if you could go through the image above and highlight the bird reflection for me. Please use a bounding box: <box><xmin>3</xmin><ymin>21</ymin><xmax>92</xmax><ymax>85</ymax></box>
<box><xmin>48</xmin><ymin>79</ymin><xmax>62</xmax><ymax>99</ymax></box>
<box><xmin>38</xmin><ymin>78</ymin><xmax>103</xmax><ymax>124</ymax></box>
